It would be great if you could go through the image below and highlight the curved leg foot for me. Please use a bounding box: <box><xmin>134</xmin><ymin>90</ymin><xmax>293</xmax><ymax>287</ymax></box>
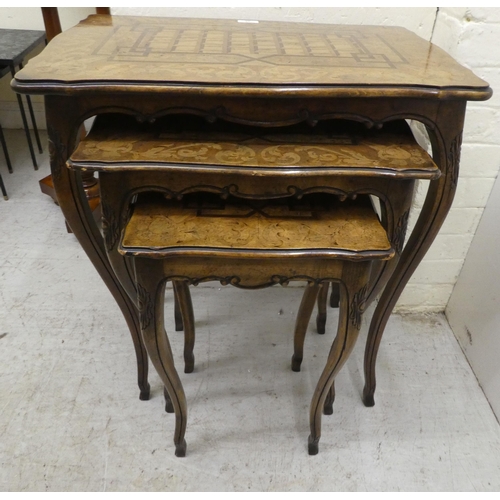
<box><xmin>291</xmin><ymin>354</ymin><xmax>302</xmax><ymax>372</ymax></box>
<box><xmin>316</xmin><ymin>283</ymin><xmax>329</xmax><ymax>335</ymax></box>
<box><xmin>308</xmin><ymin>435</ymin><xmax>319</xmax><ymax>455</ymax></box>
<box><xmin>323</xmin><ymin>384</ymin><xmax>335</xmax><ymax>415</ymax></box>
<box><xmin>175</xmin><ymin>439</ymin><xmax>187</xmax><ymax>457</ymax></box>
<box><xmin>140</xmin><ymin>384</ymin><xmax>151</xmax><ymax>401</ymax></box>
<box><xmin>316</xmin><ymin>313</ymin><xmax>327</xmax><ymax>335</ymax></box>
<box><xmin>173</xmin><ymin>281</ymin><xmax>196</xmax><ymax>374</ymax></box>
<box><xmin>329</xmin><ymin>282</ymin><xmax>340</xmax><ymax>309</ymax></box>
<box><xmin>362</xmin><ymin>387</ymin><xmax>375</xmax><ymax>407</ymax></box>
<box><xmin>164</xmin><ymin>387</ymin><xmax>174</xmax><ymax>413</ymax></box>
<box><xmin>293</xmin><ymin>285</ymin><xmax>320</xmax><ymax>372</ymax></box>
<box><xmin>184</xmin><ymin>355</ymin><xmax>195</xmax><ymax>374</ymax></box>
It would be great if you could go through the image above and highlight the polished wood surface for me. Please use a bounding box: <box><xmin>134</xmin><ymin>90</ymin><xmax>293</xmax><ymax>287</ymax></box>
<box><xmin>127</xmin><ymin>194</ymin><xmax>388</xmax><ymax>455</ymax></box>
<box><xmin>15</xmin><ymin>15</ymin><xmax>490</xmax><ymax>100</ymax></box>
<box><xmin>92</xmin><ymin>115</ymin><xmax>416</xmax><ymax>426</ymax></box>
<box><xmin>11</xmin><ymin>14</ymin><xmax>491</xmax><ymax>455</ymax></box>
<box><xmin>121</xmin><ymin>194</ymin><xmax>393</xmax><ymax>258</ymax></box>
<box><xmin>70</xmin><ymin>115</ymin><xmax>439</xmax><ymax>179</ymax></box>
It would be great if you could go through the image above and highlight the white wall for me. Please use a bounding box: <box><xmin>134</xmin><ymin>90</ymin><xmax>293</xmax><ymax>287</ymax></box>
<box><xmin>397</xmin><ymin>8</ymin><xmax>500</xmax><ymax>312</ymax></box>
<box><xmin>0</xmin><ymin>7</ymin><xmax>95</xmax><ymax>30</ymax></box>
<box><xmin>446</xmin><ymin>171</ymin><xmax>500</xmax><ymax>419</ymax></box>
<box><xmin>1</xmin><ymin>7</ymin><xmax>498</xmax><ymax>313</ymax></box>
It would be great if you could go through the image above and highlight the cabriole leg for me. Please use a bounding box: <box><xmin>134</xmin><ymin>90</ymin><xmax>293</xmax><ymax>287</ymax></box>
<box><xmin>136</xmin><ymin>259</ymin><xmax>188</xmax><ymax>457</ymax></box>
<box><xmin>308</xmin><ymin>262</ymin><xmax>370</xmax><ymax>455</ymax></box>
<box><xmin>292</xmin><ymin>284</ymin><xmax>320</xmax><ymax>372</ymax></box>
<box><xmin>173</xmin><ymin>281</ymin><xmax>195</xmax><ymax>373</ymax></box>
<box><xmin>316</xmin><ymin>283</ymin><xmax>329</xmax><ymax>335</ymax></box>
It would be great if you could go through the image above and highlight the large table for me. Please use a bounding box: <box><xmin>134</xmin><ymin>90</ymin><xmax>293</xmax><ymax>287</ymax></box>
<box><xmin>12</xmin><ymin>15</ymin><xmax>491</xmax><ymax>407</ymax></box>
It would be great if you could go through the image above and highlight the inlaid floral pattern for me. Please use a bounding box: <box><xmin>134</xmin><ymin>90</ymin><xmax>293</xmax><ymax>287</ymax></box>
<box><xmin>73</xmin><ymin>125</ymin><xmax>438</xmax><ymax>176</ymax></box>
<box><xmin>121</xmin><ymin>196</ymin><xmax>392</xmax><ymax>254</ymax></box>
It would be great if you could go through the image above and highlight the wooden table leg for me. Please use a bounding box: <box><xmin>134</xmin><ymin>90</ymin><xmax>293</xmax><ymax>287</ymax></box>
<box><xmin>364</xmin><ymin>180</ymin><xmax>415</xmax><ymax>306</ymax></box>
<box><xmin>45</xmin><ymin>96</ymin><xmax>150</xmax><ymax>400</ymax></box>
<box><xmin>308</xmin><ymin>261</ymin><xmax>371</xmax><ymax>455</ymax></box>
<box><xmin>136</xmin><ymin>259</ymin><xmax>188</xmax><ymax>457</ymax></box>
<box><xmin>363</xmin><ymin>102</ymin><xmax>467</xmax><ymax>407</ymax></box>
<box><xmin>173</xmin><ymin>281</ymin><xmax>195</xmax><ymax>374</ymax></box>
<box><xmin>291</xmin><ymin>284</ymin><xmax>320</xmax><ymax>372</ymax></box>
<box><xmin>314</xmin><ymin>179</ymin><xmax>415</xmax><ymax>335</ymax></box>
<box><xmin>316</xmin><ymin>283</ymin><xmax>329</xmax><ymax>334</ymax></box>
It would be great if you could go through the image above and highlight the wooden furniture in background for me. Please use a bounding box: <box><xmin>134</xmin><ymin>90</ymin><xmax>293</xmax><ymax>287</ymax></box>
<box><xmin>38</xmin><ymin>7</ymin><xmax>110</xmax><ymax>220</ymax></box>
<box><xmin>40</xmin><ymin>7</ymin><xmax>111</xmax><ymax>41</ymax></box>
<box><xmin>12</xmin><ymin>15</ymin><xmax>491</xmax><ymax>454</ymax></box>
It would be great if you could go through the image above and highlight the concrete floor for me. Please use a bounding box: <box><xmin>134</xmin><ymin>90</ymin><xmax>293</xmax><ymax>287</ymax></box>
<box><xmin>1</xmin><ymin>129</ymin><xmax>500</xmax><ymax>491</ymax></box>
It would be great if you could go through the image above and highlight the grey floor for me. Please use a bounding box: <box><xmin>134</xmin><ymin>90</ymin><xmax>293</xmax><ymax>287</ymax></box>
<box><xmin>1</xmin><ymin>129</ymin><xmax>500</xmax><ymax>491</ymax></box>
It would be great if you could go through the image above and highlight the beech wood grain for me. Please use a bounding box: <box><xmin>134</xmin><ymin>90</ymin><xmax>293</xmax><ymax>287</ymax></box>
<box><xmin>14</xmin><ymin>15</ymin><xmax>491</xmax><ymax>101</ymax></box>
<box><xmin>120</xmin><ymin>194</ymin><xmax>393</xmax><ymax>259</ymax></box>
<box><xmin>69</xmin><ymin>115</ymin><xmax>439</xmax><ymax>179</ymax></box>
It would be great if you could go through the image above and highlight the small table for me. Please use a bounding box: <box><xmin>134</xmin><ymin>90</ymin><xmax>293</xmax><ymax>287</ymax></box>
<box><xmin>0</xmin><ymin>29</ymin><xmax>45</xmax><ymax>172</ymax></box>
<box><xmin>12</xmin><ymin>15</ymin><xmax>492</xmax><ymax>407</ymax></box>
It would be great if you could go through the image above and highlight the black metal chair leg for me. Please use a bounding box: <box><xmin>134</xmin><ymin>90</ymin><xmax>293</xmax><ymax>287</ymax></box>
<box><xmin>0</xmin><ymin>172</ymin><xmax>8</xmax><ymax>200</ymax></box>
<box><xmin>20</xmin><ymin>62</ymin><xmax>43</xmax><ymax>154</ymax></box>
<box><xmin>0</xmin><ymin>124</ymin><xmax>13</xmax><ymax>174</ymax></box>
<box><xmin>10</xmin><ymin>65</ymin><xmax>38</xmax><ymax>170</ymax></box>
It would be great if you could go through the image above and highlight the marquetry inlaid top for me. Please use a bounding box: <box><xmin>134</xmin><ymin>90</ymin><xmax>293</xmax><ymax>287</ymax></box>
<box><xmin>120</xmin><ymin>194</ymin><xmax>393</xmax><ymax>260</ymax></box>
<box><xmin>69</xmin><ymin>115</ymin><xmax>439</xmax><ymax>179</ymax></box>
<box><xmin>13</xmin><ymin>15</ymin><xmax>491</xmax><ymax>100</ymax></box>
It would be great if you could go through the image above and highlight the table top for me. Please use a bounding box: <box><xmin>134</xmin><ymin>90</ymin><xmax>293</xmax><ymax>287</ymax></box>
<box><xmin>0</xmin><ymin>29</ymin><xmax>46</xmax><ymax>67</ymax></box>
<box><xmin>69</xmin><ymin>114</ymin><xmax>439</xmax><ymax>179</ymax></box>
<box><xmin>121</xmin><ymin>194</ymin><xmax>393</xmax><ymax>259</ymax></box>
<box><xmin>13</xmin><ymin>15</ymin><xmax>491</xmax><ymax>100</ymax></box>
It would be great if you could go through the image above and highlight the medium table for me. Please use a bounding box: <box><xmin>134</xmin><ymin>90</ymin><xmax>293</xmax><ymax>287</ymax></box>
<box><xmin>12</xmin><ymin>15</ymin><xmax>492</xmax><ymax>406</ymax></box>
<box><xmin>0</xmin><ymin>28</ymin><xmax>45</xmax><ymax>172</ymax></box>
